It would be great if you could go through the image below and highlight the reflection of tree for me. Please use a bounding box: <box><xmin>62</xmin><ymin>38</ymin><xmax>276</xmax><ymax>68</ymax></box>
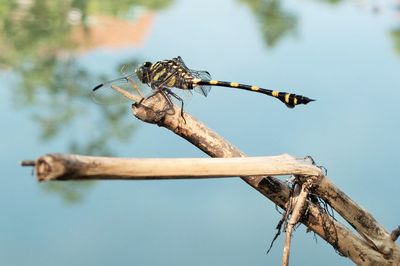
<box><xmin>314</xmin><ymin>0</ymin><xmax>343</xmax><ymax>4</ymax></box>
<box><xmin>14</xmin><ymin>54</ymin><xmax>140</xmax><ymax>204</ymax></box>
<box><xmin>14</xmin><ymin>56</ymin><xmax>138</xmax><ymax>155</ymax></box>
<box><xmin>0</xmin><ymin>0</ymin><xmax>171</xmax><ymax>204</ymax></box>
<box><xmin>41</xmin><ymin>181</ymin><xmax>95</xmax><ymax>204</ymax></box>
<box><xmin>89</xmin><ymin>0</ymin><xmax>171</xmax><ymax>15</ymax></box>
<box><xmin>0</xmin><ymin>0</ymin><xmax>172</xmax><ymax>67</ymax></box>
<box><xmin>391</xmin><ymin>28</ymin><xmax>400</xmax><ymax>55</ymax></box>
<box><xmin>240</xmin><ymin>0</ymin><xmax>298</xmax><ymax>47</ymax></box>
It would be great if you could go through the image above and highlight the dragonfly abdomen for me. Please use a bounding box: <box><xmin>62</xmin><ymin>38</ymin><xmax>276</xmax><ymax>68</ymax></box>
<box><xmin>192</xmin><ymin>79</ymin><xmax>314</xmax><ymax>108</ymax></box>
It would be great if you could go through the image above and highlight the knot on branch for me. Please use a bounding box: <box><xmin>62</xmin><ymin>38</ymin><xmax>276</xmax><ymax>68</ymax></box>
<box><xmin>131</xmin><ymin>92</ymin><xmax>186</xmax><ymax>130</ymax></box>
<box><xmin>131</xmin><ymin>92</ymin><xmax>169</xmax><ymax>125</ymax></box>
<box><xmin>37</xmin><ymin>156</ymin><xmax>56</xmax><ymax>181</ymax></box>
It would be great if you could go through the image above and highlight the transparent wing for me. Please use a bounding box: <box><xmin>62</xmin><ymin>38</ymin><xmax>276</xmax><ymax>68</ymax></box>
<box><xmin>90</xmin><ymin>74</ymin><xmax>150</xmax><ymax>105</ymax></box>
<box><xmin>172</xmin><ymin>56</ymin><xmax>189</xmax><ymax>69</ymax></box>
<box><xmin>190</xmin><ymin>70</ymin><xmax>212</xmax><ymax>97</ymax></box>
<box><xmin>166</xmin><ymin>87</ymin><xmax>192</xmax><ymax>105</ymax></box>
<box><xmin>172</xmin><ymin>57</ymin><xmax>212</xmax><ymax>97</ymax></box>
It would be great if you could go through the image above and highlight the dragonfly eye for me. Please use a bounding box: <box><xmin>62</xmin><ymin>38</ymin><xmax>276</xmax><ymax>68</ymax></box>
<box><xmin>143</xmin><ymin>61</ymin><xmax>152</xmax><ymax>67</ymax></box>
<box><xmin>136</xmin><ymin>66</ymin><xmax>149</xmax><ymax>83</ymax></box>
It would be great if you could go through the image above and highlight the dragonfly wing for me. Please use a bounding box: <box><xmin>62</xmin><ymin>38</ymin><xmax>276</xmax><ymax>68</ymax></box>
<box><xmin>171</xmin><ymin>57</ymin><xmax>211</xmax><ymax>97</ymax></box>
<box><xmin>191</xmin><ymin>70</ymin><xmax>212</xmax><ymax>97</ymax></box>
<box><xmin>173</xmin><ymin>56</ymin><xmax>189</xmax><ymax>69</ymax></box>
<box><xmin>90</xmin><ymin>74</ymin><xmax>148</xmax><ymax>105</ymax></box>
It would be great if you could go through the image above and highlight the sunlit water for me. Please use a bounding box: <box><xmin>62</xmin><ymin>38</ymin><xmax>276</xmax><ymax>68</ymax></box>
<box><xmin>1</xmin><ymin>0</ymin><xmax>400</xmax><ymax>265</ymax></box>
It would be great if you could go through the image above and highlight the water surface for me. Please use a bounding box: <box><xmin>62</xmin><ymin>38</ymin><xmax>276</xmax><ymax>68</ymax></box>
<box><xmin>1</xmin><ymin>0</ymin><xmax>400</xmax><ymax>265</ymax></box>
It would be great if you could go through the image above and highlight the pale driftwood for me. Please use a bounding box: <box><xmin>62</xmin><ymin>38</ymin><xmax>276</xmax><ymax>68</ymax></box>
<box><xmin>23</xmin><ymin>154</ymin><xmax>321</xmax><ymax>182</ymax></box>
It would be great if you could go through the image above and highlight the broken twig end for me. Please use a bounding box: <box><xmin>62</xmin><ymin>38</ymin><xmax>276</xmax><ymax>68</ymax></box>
<box><xmin>390</xmin><ymin>226</ymin><xmax>400</xmax><ymax>242</ymax></box>
<box><xmin>20</xmin><ymin>160</ymin><xmax>36</xmax><ymax>167</ymax></box>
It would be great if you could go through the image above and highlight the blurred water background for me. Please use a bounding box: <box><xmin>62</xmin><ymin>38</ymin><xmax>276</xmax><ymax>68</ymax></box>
<box><xmin>1</xmin><ymin>0</ymin><xmax>400</xmax><ymax>265</ymax></box>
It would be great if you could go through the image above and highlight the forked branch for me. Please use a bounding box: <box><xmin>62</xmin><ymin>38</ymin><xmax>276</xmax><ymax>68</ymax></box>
<box><xmin>282</xmin><ymin>176</ymin><xmax>320</xmax><ymax>266</ymax></box>
<box><xmin>21</xmin><ymin>84</ymin><xmax>400</xmax><ymax>265</ymax></box>
<box><xmin>129</xmin><ymin>88</ymin><xmax>400</xmax><ymax>265</ymax></box>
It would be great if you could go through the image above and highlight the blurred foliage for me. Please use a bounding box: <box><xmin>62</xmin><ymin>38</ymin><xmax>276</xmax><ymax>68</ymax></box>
<box><xmin>0</xmin><ymin>0</ymin><xmax>171</xmax><ymax>204</ymax></box>
<box><xmin>240</xmin><ymin>0</ymin><xmax>297</xmax><ymax>47</ymax></box>
<box><xmin>87</xmin><ymin>0</ymin><xmax>171</xmax><ymax>15</ymax></box>
<box><xmin>315</xmin><ymin>0</ymin><xmax>344</xmax><ymax>5</ymax></box>
<box><xmin>41</xmin><ymin>181</ymin><xmax>96</xmax><ymax>204</ymax></box>
<box><xmin>391</xmin><ymin>28</ymin><xmax>400</xmax><ymax>55</ymax></box>
<box><xmin>0</xmin><ymin>0</ymin><xmax>172</xmax><ymax>67</ymax></box>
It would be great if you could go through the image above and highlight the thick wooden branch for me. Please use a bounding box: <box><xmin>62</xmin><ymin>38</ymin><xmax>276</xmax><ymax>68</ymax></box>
<box><xmin>22</xmin><ymin>154</ymin><xmax>320</xmax><ymax>181</ymax></box>
<box><xmin>21</xmin><ymin>86</ymin><xmax>400</xmax><ymax>265</ymax></box>
<box><xmin>298</xmin><ymin>175</ymin><xmax>397</xmax><ymax>257</ymax></box>
<box><xmin>129</xmin><ymin>90</ymin><xmax>400</xmax><ymax>265</ymax></box>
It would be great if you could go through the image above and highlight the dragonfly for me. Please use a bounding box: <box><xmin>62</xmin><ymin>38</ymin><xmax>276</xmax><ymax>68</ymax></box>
<box><xmin>91</xmin><ymin>56</ymin><xmax>315</xmax><ymax>116</ymax></box>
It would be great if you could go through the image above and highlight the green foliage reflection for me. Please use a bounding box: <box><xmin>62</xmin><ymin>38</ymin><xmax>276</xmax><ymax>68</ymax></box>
<box><xmin>391</xmin><ymin>28</ymin><xmax>400</xmax><ymax>55</ymax></box>
<box><xmin>240</xmin><ymin>0</ymin><xmax>298</xmax><ymax>47</ymax></box>
<box><xmin>0</xmin><ymin>0</ymin><xmax>171</xmax><ymax>204</ymax></box>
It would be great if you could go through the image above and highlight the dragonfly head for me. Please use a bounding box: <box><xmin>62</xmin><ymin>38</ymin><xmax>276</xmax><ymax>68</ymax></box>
<box><xmin>135</xmin><ymin>61</ymin><xmax>153</xmax><ymax>83</ymax></box>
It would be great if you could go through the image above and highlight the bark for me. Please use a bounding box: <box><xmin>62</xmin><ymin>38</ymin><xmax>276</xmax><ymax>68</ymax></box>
<box><xmin>23</xmin><ymin>154</ymin><xmax>320</xmax><ymax>181</ymax></box>
<box><xmin>21</xmin><ymin>86</ymin><xmax>400</xmax><ymax>265</ymax></box>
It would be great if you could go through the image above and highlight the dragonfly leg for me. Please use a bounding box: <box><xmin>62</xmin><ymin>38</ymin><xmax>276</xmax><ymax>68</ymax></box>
<box><xmin>165</xmin><ymin>89</ymin><xmax>186</xmax><ymax>123</ymax></box>
<box><xmin>157</xmin><ymin>89</ymin><xmax>176</xmax><ymax>116</ymax></box>
<box><xmin>127</xmin><ymin>76</ymin><xmax>144</xmax><ymax>98</ymax></box>
<box><xmin>136</xmin><ymin>89</ymin><xmax>172</xmax><ymax>117</ymax></box>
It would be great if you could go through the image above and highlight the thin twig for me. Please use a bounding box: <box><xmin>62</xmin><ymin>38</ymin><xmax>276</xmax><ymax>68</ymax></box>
<box><xmin>20</xmin><ymin>160</ymin><xmax>36</xmax><ymax>167</ymax></box>
<box><xmin>282</xmin><ymin>177</ymin><xmax>317</xmax><ymax>266</ymax></box>
<box><xmin>391</xmin><ymin>226</ymin><xmax>400</xmax><ymax>242</ymax></box>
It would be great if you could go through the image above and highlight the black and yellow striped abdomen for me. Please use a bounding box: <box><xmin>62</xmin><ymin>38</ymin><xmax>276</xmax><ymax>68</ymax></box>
<box><xmin>192</xmin><ymin>79</ymin><xmax>314</xmax><ymax>108</ymax></box>
<box><xmin>134</xmin><ymin>57</ymin><xmax>314</xmax><ymax>108</ymax></box>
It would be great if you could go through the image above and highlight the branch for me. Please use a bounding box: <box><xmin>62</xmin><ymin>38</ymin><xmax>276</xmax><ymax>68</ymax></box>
<box><xmin>392</xmin><ymin>226</ymin><xmax>400</xmax><ymax>242</ymax></box>
<box><xmin>282</xmin><ymin>177</ymin><xmax>318</xmax><ymax>266</ymax></box>
<box><xmin>297</xmin><ymin>175</ymin><xmax>398</xmax><ymax>257</ymax></box>
<box><xmin>21</xmin><ymin>85</ymin><xmax>400</xmax><ymax>265</ymax></box>
<box><xmin>282</xmin><ymin>184</ymin><xmax>302</xmax><ymax>266</ymax></box>
<box><xmin>21</xmin><ymin>154</ymin><xmax>320</xmax><ymax>181</ymax></box>
<box><xmin>129</xmin><ymin>90</ymin><xmax>400</xmax><ymax>265</ymax></box>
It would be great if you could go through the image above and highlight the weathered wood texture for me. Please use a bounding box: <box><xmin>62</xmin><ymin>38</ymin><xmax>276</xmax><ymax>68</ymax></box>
<box><xmin>22</xmin><ymin>86</ymin><xmax>400</xmax><ymax>265</ymax></box>
<box><xmin>130</xmin><ymin>91</ymin><xmax>400</xmax><ymax>265</ymax></box>
<box><xmin>28</xmin><ymin>154</ymin><xmax>321</xmax><ymax>181</ymax></box>
<box><xmin>297</xmin><ymin>175</ymin><xmax>397</xmax><ymax>257</ymax></box>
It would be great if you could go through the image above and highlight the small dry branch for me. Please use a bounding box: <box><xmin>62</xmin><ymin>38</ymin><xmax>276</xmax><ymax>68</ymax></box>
<box><xmin>281</xmin><ymin>176</ymin><xmax>319</xmax><ymax>266</ymax></box>
<box><xmin>392</xmin><ymin>226</ymin><xmax>400</xmax><ymax>242</ymax></box>
<box><xmin>21</xmin><ymin>154</ymin><xmax>320</xmax><ymax>182</ymax></box>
